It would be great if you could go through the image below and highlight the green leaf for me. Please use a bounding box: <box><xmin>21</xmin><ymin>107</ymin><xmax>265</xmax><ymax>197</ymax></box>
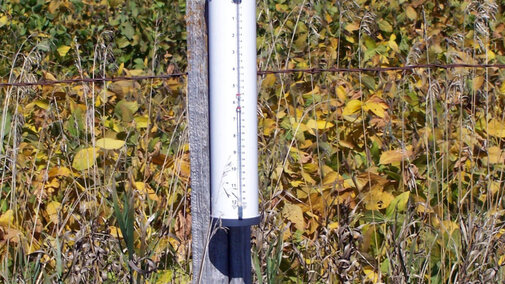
<box><xmin>121</xmin><ymin>22</ymin><xmax>135</xmax><ymax>40</ymax></box>
<box><xmin>362</xmin><ymin>211</ymin><xmax>387</xmax><ymax>223</ymax></box>
<box><xmin>115</xmin><ymin>100</ymin><xmax>139</xmax><ymax>122</ymax></box>
<box><xmin>378</xmin><ymin>19</ymin><xmax>393</xmax><ymax>33</ymax></box>
<box><xmin>65</xmin><ymin>107</ymin><xmax>85</xmax><ymax>137</ymax></box>
<box><xmin>386</xmin><ymin>191</ymin><xmax>410</xmax><ymax>217</ymax></box>
<box><xmin>406</xmin><ymin>6</ymin><xmax>417</xmax><ymax>20</ymax></box>
<box><xmin>0</xmin><ymin>111</ymin><xmax>12</xmax><ymax>140</ymax></box>
<box><xmin>117</xmin><ymin>37</ymin><xmax>130</xmax><ymax>48</ymax></box>
<box><xmin>155</xmin><ymin>270</ymin><xmax>174</xmax><ymax>284</ymax></box>
<box><xmin>364</xmin><ymin>36</ymin><xmax>376</xmax><ymax>49</ymax></box>
<box><xmin>362</xmin><ymin>75</ymin><xmax>376</xmax><ymax>90</ymax></box>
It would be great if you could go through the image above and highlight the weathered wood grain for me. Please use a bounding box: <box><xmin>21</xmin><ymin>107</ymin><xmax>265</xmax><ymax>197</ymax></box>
<box><xmin>186</xmin><ymin>0</ymin><xmax>228</xmax><ymax>282</ymax></box>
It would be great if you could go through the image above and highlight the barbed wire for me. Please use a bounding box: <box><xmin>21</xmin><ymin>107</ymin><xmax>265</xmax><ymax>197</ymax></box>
<box><xmin>1</xmin><ymin>63</ymin><xmax>505</xmax><ymax>87</ymax></box>
<box><xmin>0</xmin><ymin>73</ymin><xmax>188</xmax><ymax>87</ymax></box>
<box><xmin>256</xmin><ymin>63</ymin><xmax>505</xmax><ymax>75</ymax></box>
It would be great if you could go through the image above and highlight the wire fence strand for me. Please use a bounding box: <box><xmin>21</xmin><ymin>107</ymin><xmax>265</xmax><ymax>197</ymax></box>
<box><xmin>1</xmin><ymin>63</ymin><xmax>505</xmax><ymax>87</ymax></box>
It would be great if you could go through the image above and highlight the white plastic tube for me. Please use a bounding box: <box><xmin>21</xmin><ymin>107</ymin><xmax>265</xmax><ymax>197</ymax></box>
<box><xmin>209</xmin><ymin>0</ymin><xmax>259</xmax><ymax>226</ymax></box>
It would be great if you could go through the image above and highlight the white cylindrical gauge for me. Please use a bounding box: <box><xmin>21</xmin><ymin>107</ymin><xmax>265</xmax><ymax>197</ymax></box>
<box><xmin>209</xmin><ymin>0</ymin><xmax>259</xmax><ymax>226</ymax></box>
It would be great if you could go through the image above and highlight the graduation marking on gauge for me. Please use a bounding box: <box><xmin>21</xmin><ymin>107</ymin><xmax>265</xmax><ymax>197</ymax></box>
<box><xmin>209</xmin><ymin>0</ymin><xmax>259</xmax><ymax>226</ymax></box>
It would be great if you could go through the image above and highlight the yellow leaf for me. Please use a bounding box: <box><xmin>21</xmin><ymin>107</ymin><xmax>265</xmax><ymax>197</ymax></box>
<box><xmin>364</xmin><ymin>267</ymin><xmax>379</xmax><ymax>283</ymax></box>
<box><xmin>109</xmin><ymin>81</ymin><xmax>141</xmax><ymax>97</ymax></box>
<box><xmin>46</xmin><ymin>201</ymin><xmax>61</xmax><ymax>224</ymax></box>
<box><xmin>96</xmin><ymin>138</ymin><xmax>125</xmax><ymax>150</ymax></box>
<box><xmin>275</xmin><ymin>3</ymin><xmax>288</xmax><ymax>12</ymax></box>
<box><xmin>486</xmin><ymin>146</ymin><xmax>505</xmax><ymax>164</ymax></box>
<box><xmin>478</xmin><ymin>181</ymin><xmax>501</xmax><ymax>202</ymax></box>
<box><xmin>351</xmin><ymin>175</ymin><xmax>368</xmax><ymax>191</ymax></box>
<box><xmin>1</xmin><ymin>227</ymin><xmax>22</xmax><ymax>244</ymax></box>
<box><xmin>301</xmin><ymin>172</ymin><xmax>316</xmax><ymax>185</ymax></box>
<box><xmin>261</xmin><ymin>118</ymin><xmax>276</xmax><ymax>136</ymax></box>
<box><xmin>133</xmin><ymin>116</ymin><xmax>149</xmax><ymax>129</ymax></box>
<box><xmin>48</xmin><ymin>1</ymin><xmax>60</xmax><ymax>13</ymax></box>
<box><xmin>305</xmin><ymin>211</ymin><xmax>319</xmax><ymax>221</ymax></box>
<box><xmin>43</xmin><ymin>72</ymin><xmax>57</xmax><ymax>81</ymax></box>
<box><xmin>0</xmin><ymin>209</ymin><xmax>14</xmax><ymax>227</ymax></box>
<box><xmin>342</xmin><ymin>100</ymin><xmax>362</xmax><ymax>116</ymax></box>
<box><xmin>34</xmin><ymin>100</ymin><xmax>49</xmax><ymax>110</ymax></box>
<box><xmin>57</xmin><ymin>45</ymin><xmax>71</xmax><ymax>57</ymax></box>
<box><xmin>172</xmin><ymin>154</ymin><xmax>191</xmax><ymax>182</ymax></box>
<box><xmin>306</xmin><ymin>119</ymin><xmax>334</xmax><ymax>130</ymax></box>
<box><xmin>336</xmin><ymin>85</ymin><xmax>346</xmax><ymax>101</ymax></box>
<box><xmin>134</xmin><ymin>182</ymin><xmax>160</xmax><ymax>202</ymax></box>
<box><xmin>327</xmin><ymin>221</ymin><xmax>339</xmax><ymax>230</ymax></box>
<box><xmin>48</xmin><ymin>167</ymin><xmax>71</xmax><ymax>178</ymax></box>
<box><xmin>335</xmin><ymin>191</ymin><xmax>356</xmax><ymax>207</ymax></box>
<box><xmin>295</xmin><ymin>188</ymin><xmax>308</xmax><ymax>199</ymax></box>
<box><xmin>156</xmin><ymin>270</ymin><xmax>174</xmax><ymax>284</ymax></box>
<box><xmin>489</xmin><ymin>181</ymin><xmax>500</xmax><ymax>196</ymax></box>
<box><xmin>499</xmin><ymin>255</ymin><xmax>505</xmax><ymax>266</ymax></box>
<box><xmin>305</xmin><ymin>258</ymin><xmax>315</xmax><ymax>265</ymax></box>
<box><xmin>261</xmin><ymin>74</ymin><xmax>277</xmax><ymax>88</ymax></box>
<box><xmin>345</xmin><ymin>22</ymin><xmax>360</xmax><ymax>33</ymax></box>
<box><xmin>499</xmin><ymin>81</ymin><xmax>505</xmax><ymax>94</ymax></box>
<box><xmin>325</xmin><ymin>13</ymin><xmax>333</xmax><ymax>24</ymax></box>
<box><xmin>323</xmin><ymin>171</ymin><xmax>351</xmax><ymax>189</ymax></box>
<box><xmin>282</xmin><ymin>203</ymin><xmax>305</xmax><ymax>231</ymax></box>
<box><xmin>290</xmin><ymin>180</ymin><xmax>304</xmax><ymax>187</ymax></box>
<box><xmin>415</xmin><ymin>78</ymin><xmax>423</xmax><ymax>88</ymax></box>
<box><xmin>45</xmin><ymin>178</ymin><xmax>60</xmax><ymax>189</ymax></box>
<box><xmin>363</xmin><ymin>99</ymin><xmax>388</xmax><ymax>118</ymax></box>
<box><xmin>117</xmin><ymin>62</ymin><xmax>125</xmax><ymax>75</ymax></box>
<box><xmin>487</xmin><ymin>49</ymin><xmax>496</xmax><ymax>61</ymax></box>
<box><xmin>416</xmin><ymin>202</ymin><xmax>434</xmax><ymax>213</ymax></box>
<box><xmin>388</xmin><ymin>35</ymin><xmax>399</xmax><ymax>52</ymax></box>
<box><xmin>109</xmin><ymin>225</ymin><xmax>124</xmax><ymax>239</ymax></box>
<box><xmin>379</xmin><ymin>147</ymin><xmax>412</xmax><ymax>165</ymax></box>
<box><xmin>0</xmin><ymin>15</ymin><xmax>7</xmax><ymax>28</ymax></box>
<box><xmin>290</xmin><ymin>117</ymin><xmax>310</xmax><ymax>135</ymax></box>
<box><xmin>339</xmin><ymin>140</ymin><xmax>355</xmax><ymax>149</ymax></box>
<box><xmin>72</xmin><ymin>147</ymin><xmax>97</xmax><ymax>171</ymax></box>
<box><xmin>406</xmin><ymin>6</ymin><xmax>417</xmax><ymax>20</ymax></box>
<box><xmin>487</xmin><ymin>119</ymin><xmax>505</xmax><ymax>138</ymax></box>
<box><xmin>472</xmin><ymin>76</ymin><xmax>484</xmax><ymax>91</ymax></box>
<box><xmin>167</xmin><ymin>192</ymin><xmax>181</xmax><ymax>206</ymax></box>
<box><xmin>439</xmin><ymin>220</ymin><xmax>459</xmax><ymax>234</ymax></box>
<box><xmin>363</xmin><ymin>189</ymin><xmax>394</xmax><ymax>210</ymax></box>
<box><xmin>181</xmin><ymin>143</ymin><xmax>190</xmax><ymax>152</ymax></box>
<box><xmin>302</xmin><ymin>86</ymin><xmax>320</xmax><ymax>98</ymax></box>
<box><xmin>496</xmin><ymin>228</ymin><xmax>505</xmax><ymax>239</ymax></box>
<box><xmin>127</xmin><ymin>69</ymin><xmax>144</xmax><ymax>76</ymax></box>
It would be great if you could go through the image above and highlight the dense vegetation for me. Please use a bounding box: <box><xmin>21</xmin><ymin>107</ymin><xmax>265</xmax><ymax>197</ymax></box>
<box><xmin>1</xmin><ymin>0</ymin><xmax>505</xmax><ymax>283</ymax></box>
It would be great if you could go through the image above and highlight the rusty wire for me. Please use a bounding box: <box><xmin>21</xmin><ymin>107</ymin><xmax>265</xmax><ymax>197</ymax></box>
<box><xmin>1</xmin><ymin>63</ymin><xmax>505</xmax><ymax>87</ymax></box>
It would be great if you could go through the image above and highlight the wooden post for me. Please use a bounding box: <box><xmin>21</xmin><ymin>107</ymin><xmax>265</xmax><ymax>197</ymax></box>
<box><xmin>187</xmin><ymin>0</ymin><xmax>229</xmax><ymax>282</ymax></box>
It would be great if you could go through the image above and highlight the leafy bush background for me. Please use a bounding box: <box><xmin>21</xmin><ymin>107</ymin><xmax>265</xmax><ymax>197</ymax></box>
<box><xmin>1</xmin><ymin>0</ymin><xmax>505</xmax><ymax>283</ymax></box>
